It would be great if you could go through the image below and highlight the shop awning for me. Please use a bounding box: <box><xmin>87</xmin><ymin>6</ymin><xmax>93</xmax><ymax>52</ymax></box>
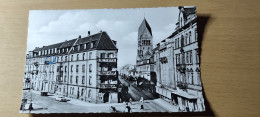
<box><xmin>171</xmin><ymin>91</ymin><xmax>198</xmax><ymax>99</ymax></box>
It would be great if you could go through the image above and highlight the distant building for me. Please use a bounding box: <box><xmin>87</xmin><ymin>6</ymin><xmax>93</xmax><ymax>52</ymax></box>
<box><xmin>24</xmin><ymin>31</ymin><xmax>119</xmax><ymax>103</ymax></box>
<box><xmin>120</xmin><ymin>64</ymin><xmax>136</xmax><ymax>78</ymax></box>
<box><xmin>136</xmin><ymin>18</ymin><xmax>155</xmax><ymax>81</ymax></box>
<box><xmin>154</xmin><ymin>6</ymin><xmax>205</xmax><ymax>112</ymax></box>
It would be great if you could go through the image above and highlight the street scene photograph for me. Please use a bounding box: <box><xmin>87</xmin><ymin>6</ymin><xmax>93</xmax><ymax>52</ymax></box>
<box><xmin>20</xmin><ymin>6</ymin><xmax>206</xmax><ymax>113</ymax></box>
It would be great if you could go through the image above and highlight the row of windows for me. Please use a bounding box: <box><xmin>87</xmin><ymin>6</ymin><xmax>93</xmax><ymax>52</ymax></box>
<box><xmin>68</xmin><ymin>87</ymin><xmax>92</xmax><ymax>98</ymax></box>
<box><xmin>142</xmin><ymin>40</ymin><xmax>151</xmax><ymax>46</ymax></box>
<box><xmin>38</xmin><ymin>42</ymin><xmax>95</xmax><ymax>56</ymax></box>
<box><xmin>57</xmin><ymin>52</ymin><xmax>91</xmax><ymax>62</ymax></box>
<box><xmin>175</xmin><ymin>50</ymin><xmax>199</xmax><ymax>65</ymax></box>
<box><xmin>174</xmin><ymin>28</ymin><xmax>197</xmax><ymax>49</ymax></box>
<box><xmin>62</xmin><ymin>75</ymin><xmax>92</xmax><ymax>85</ymax></box>
<box><xmin>177</xmin><ymin>71</ymin><xmax>201</xmax><ymax>86</ymax></box>
<box><xmin>57</xmin><ymin>64</ymin><xmax>91</xmax><ymax>73</ymax></box>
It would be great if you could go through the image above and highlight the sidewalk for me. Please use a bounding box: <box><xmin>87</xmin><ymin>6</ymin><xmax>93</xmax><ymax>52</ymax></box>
<box><xmin>31</xmin><ymin>90</ymin><xmax>124</xmax><ymax>107</ymax></box>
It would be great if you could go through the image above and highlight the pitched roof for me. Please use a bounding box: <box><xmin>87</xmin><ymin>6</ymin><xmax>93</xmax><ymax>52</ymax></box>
<box><xmin>96</xmin><ymin>32</ymin><xmax>117</xmax><ymax>50</ymax></box>
<box><xmin>42</xmin><ymin>42</ymin><xmax>63</xmax><ymax>50</ymax></box>
<box><xmin>32</xmin><ymin>31</ymin><xmax>117</xmax><ymax>56</ymax></box>
<box><xmin>65</xmin><ymin>31</ymin><xmax>117</xmax><ymax>54</ymax></box>
<box><xmin>138</xmin><ymin>18</ymin><xmax>152</xmax><ymax>39</ymax></box>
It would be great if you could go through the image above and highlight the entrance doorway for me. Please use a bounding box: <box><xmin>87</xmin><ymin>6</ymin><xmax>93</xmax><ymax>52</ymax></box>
<box><xmin>103</xmin><ymin>93</ymin><xmax>109</xmax><ymax>103</ymax></box>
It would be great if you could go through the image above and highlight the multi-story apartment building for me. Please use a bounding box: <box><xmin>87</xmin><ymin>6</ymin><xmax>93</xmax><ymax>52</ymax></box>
<box><xmin>154</xmin><ymin>6</ymin><xmax>205</xmax><ymax>112</ymax></box>
<box><xmin>24</xmin><ymin>31</ymin><xmax>119</xmax><ymax>103</ymax></box>
<box><xmin>136</xmin><ymin>18</ymin><xmax>155</xmax><ymax>81</ymax></box>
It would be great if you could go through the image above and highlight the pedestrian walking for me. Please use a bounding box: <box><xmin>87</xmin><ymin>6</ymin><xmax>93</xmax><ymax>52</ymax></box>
<box><xmin>127</xmin><ymin>105</ymin><xmax>132</xmax><ymax>113</ymax></box>
<box><xmin>28</xmin><ymin>103</ymin><xmax>33</xmax><ymax>113</ymax></box>
<box><xmin>141</xmin><ymin>104</ymin><xmax>144</xmax><ymax>110</ymax></box>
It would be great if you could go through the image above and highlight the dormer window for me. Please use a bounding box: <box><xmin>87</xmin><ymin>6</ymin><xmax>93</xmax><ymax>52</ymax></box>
<box><xmin>78</xmin><ymin>45</ymin><xmax>80</xmax><ymax>51</ymax></box>
<box><xmin>90</xmin><ymin>42</ymin><xmax>93</xmax><ymax>48</ymax></box>
<box><xmin>84</xmin><ymin>44</ymin><xmax>87</xmax><ymax>49</ymax></box>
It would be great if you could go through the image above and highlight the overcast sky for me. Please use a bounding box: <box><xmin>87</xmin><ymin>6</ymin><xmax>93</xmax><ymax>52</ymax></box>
<box><xmin>27</xmin><ymin>7</ymin><xmax>179</xmax><ymax>68</ymax></box>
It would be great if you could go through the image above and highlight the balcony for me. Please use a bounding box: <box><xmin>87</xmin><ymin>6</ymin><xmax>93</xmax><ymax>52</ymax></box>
<box><xmin>44</xmin><ymin>61</ymin><xmax>50</xmax><ymax>65</ymax></box>
<box><xmin>100</xmin><ymin>84</ymin><xmax>117</xmax><ymax>89</ymax></box>
<box><xmin>98</xmin><ymin>71</ymin><xmax>117</xmax><ymax>75</ymax></box>
<box><xmin>177</xmin><ymin>82</ymin><xmax>188</xmax><ymax>90</ymax></box>
<box><xmin>98</xmin><ymin>58</ymin><xmax>116</xmax><ymax>62</ymax></box>
<box><xmin>159</xmin><ymin>57</ymin><xmax>168</xmax><ymax>63</ymax></box>
<box><xmin>56</xmin><ymin>80</ymin><xmax>63</xmax><ymax>84</ymax></box>
<box><xmin>187</xmin><ymin>84</ymin><xmax>202</xmax><ymax>91</ymax></box>
<box><xmin>176</xmin><ymin>64</ymin><xmax>186</xmax><ymax>73</ymax></box>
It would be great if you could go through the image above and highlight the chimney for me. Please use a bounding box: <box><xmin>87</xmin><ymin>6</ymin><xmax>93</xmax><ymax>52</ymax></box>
<box><xmin>79</xmin><ymin>35</ymin><xmax>81</xmax><ymax>38</ymax></box>
<box><xmin>88</xmin><ymin>31</ymin><xmax>90</xmax><ymax>36</ymax></box>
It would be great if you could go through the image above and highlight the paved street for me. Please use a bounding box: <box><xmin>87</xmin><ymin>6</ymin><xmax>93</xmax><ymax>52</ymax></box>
<box><xmin>118</xmin><ymin>76</ymin><xmax>156</xmax><ymax>101</ymax></box>
<box><xmin>20</xmin><ymin>80</ymin><xmax>178</xmax><ymax>113</ymax></box>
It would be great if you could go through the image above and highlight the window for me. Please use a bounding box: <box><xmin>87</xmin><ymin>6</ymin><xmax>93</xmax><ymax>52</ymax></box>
<box><xmin>70</xmin><ymin>76</ymin><xmax>72</xmax><ymax>83</ymax></box>
<box><xmin>89</xmin><ymin>52</ymin><xmax>92</xmax><ymax>59</ymax></box>
<box><xmin>76</xmin><ymin>65</ymin><xmax>79</xmax><ymax>72</ymax></box>
<box><xmin>77</xmin><ymin>54</ymin><xmax>79</xmax><ymax>60</ymax></box>
<box><xmin>197</xmin><ymin>72</ymin><xmax>201</xmax><ymax>85</ymax></box>
<box><xmin>190</xmin><ymin>51</ymin><xmax>193</xmax><ymax>64</ymax></box>
<box><xmin>57</xmin><ymin>57</ymin><xmax>59</xmax><ymax>62</ymax></box>
<box><xmin>101</xmin><ymin>53</ymin><xmax>106</xmax><ymax>58</ymax></box>
<box><xmin>189</xmin><ymin>31</ymin><xmax>192</xmax><ymax>43</ymax></box>
<box><xmin>185</xmin><ymin>34</ymin><xmax>187</xmax><ymax>45</ymax></box>
<box><xmin>76</xmin><ymin>76</ymin><xmax>78</xmax><ymax>84</ymax></box>
<box><xmin>196</xmin><ymin>49</ymin><xmax>199</xmax><ymax>63</ymax></box>
<box><xmin>61</xmin><ymin>56</ymin><xmax>63</xmax><ymax>62</ymax></box>
<box><xmin>64</xmin><ymin>75</ymin><xmax>67</xmax><ymax>83</ymax></box>
<box><xmin>84</xmin><ymin>44</ymin><xmax>87</xmax><ymax>49</ymax></box>
<box><xmin>82</xmin><ymin>76</ymin><xmax>85</xmax><ymax>84</ymax></box>
<box><xmin>83</xmin><ymin>53</ymin><xmax>85</xmax><ymax>60</ymax></box>
<box><xmin>89</xmin><ymin>76</ymin><xmax>92</xmax><ymax>85</ymax></box>
<box><xmin>89</xmin><ymin>64</ymin><xmax>92</xmax><ymax>72</ymax></box>
<box><xmin>108</xmin><ymin>53</ymin><xmax>114</xmax><ymax>58</ymax></box>
<box><xmin>82</xmin><ymin>64</ymin><xmax>85</xmax><ymax>73</ymax></box>
<box><xmin>65</xmin><ymin>66</ymin><xmax>67</xmax><ymax>72</ymax></box>
<box><xmin>90</xmin><ymin>42</ymin><xmax>93</xmax><ymax>48</ymax></box>
<box><xmin>71</xmin><ymin>65</ymin><xmax>73</xmax><ymax>72</ymax></box>
<box><xmin>81</xmin><ymin>88</ymin><xmax>84</xmax><ymax>96</ymax></box>
<box><xmin>88</xmin><ymin>90</ymin><xmax>91</xmax><ymax>98</ymax></box>
<box><xmin>71</xmin><ymin>55</ymin><xmax>73</xmax><ymax>61</ymax></box>
<box><xmin>78</xmin><ymin>45</ymin><xmax>80</xmax><ymax>51</ymax></box>
<box><xmin>65</xmin><ymin>56</ymin><xmax>67</xmax><ymax>62</ymax></box>
<box><xmin>191</xmin><ymin>72</ymin><xmax>194</xmax><ymax>84</ymax></box>
<box><xmin>186</xmin><ymin>52</ymin><xmax>189</xmax><ymax>64</ymax></box>
<box><xmin>195</xmin><ymin>28</ymin><xmax>197</xmax><ymax>41</ymax></box>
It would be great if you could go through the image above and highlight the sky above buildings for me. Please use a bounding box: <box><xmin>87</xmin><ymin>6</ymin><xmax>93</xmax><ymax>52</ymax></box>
<box><xmin>27</xmin><ymin>7</ymin><xmax>179</xmax><ymax>68</ymax></box>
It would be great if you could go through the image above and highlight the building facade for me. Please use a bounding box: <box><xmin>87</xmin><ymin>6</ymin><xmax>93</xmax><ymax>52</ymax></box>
<box><xmin>154</xmin><ymin>7</ymin><xmax>205</xmax><ymax>112</ymax></box>
<box><xmin>136</xmin><ymin>18</ymin><xmax>155</xmax><ymax>81</ymax></box>
<box><xmin>24</xmin><ymin>31</ymin><xmax>119</xmax><ymax>103</ymax></box>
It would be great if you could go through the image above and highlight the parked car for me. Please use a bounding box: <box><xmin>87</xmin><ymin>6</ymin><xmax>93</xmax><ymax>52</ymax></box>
<box><xmin>55</xmin><ymin>97</ymin><xmax>68</xmax><ymax>102</ymax></box>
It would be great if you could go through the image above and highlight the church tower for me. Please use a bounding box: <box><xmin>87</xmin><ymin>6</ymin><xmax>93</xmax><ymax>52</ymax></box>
<box><xmin>136</xmin><ymin>18</ymin><xmax>153</xmax><ymax>63</ymax></box>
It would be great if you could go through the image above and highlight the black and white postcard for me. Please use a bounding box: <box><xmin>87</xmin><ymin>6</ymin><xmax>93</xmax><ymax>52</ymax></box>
<box><xmin>20</xmin><ymin>6</ymin><xmax>205</xmax><ymax>113</ymax></box>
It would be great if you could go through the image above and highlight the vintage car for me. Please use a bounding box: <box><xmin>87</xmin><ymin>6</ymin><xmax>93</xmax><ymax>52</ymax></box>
<box><xmin>55</xmin><ymin>97</ymin><xmax>68</xmax><ymax>102</ymax></box>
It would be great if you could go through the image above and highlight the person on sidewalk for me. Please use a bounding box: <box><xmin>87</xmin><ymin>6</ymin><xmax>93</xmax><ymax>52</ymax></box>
<box><xmin>28</xmin><ymin>103</ymin><xmax>33</xmax><ymax>113</ymax></box>
<box><xmin>127</xmin><ymin>105</ymin><xmax>132</xmax><ymax>113</ymax></box>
